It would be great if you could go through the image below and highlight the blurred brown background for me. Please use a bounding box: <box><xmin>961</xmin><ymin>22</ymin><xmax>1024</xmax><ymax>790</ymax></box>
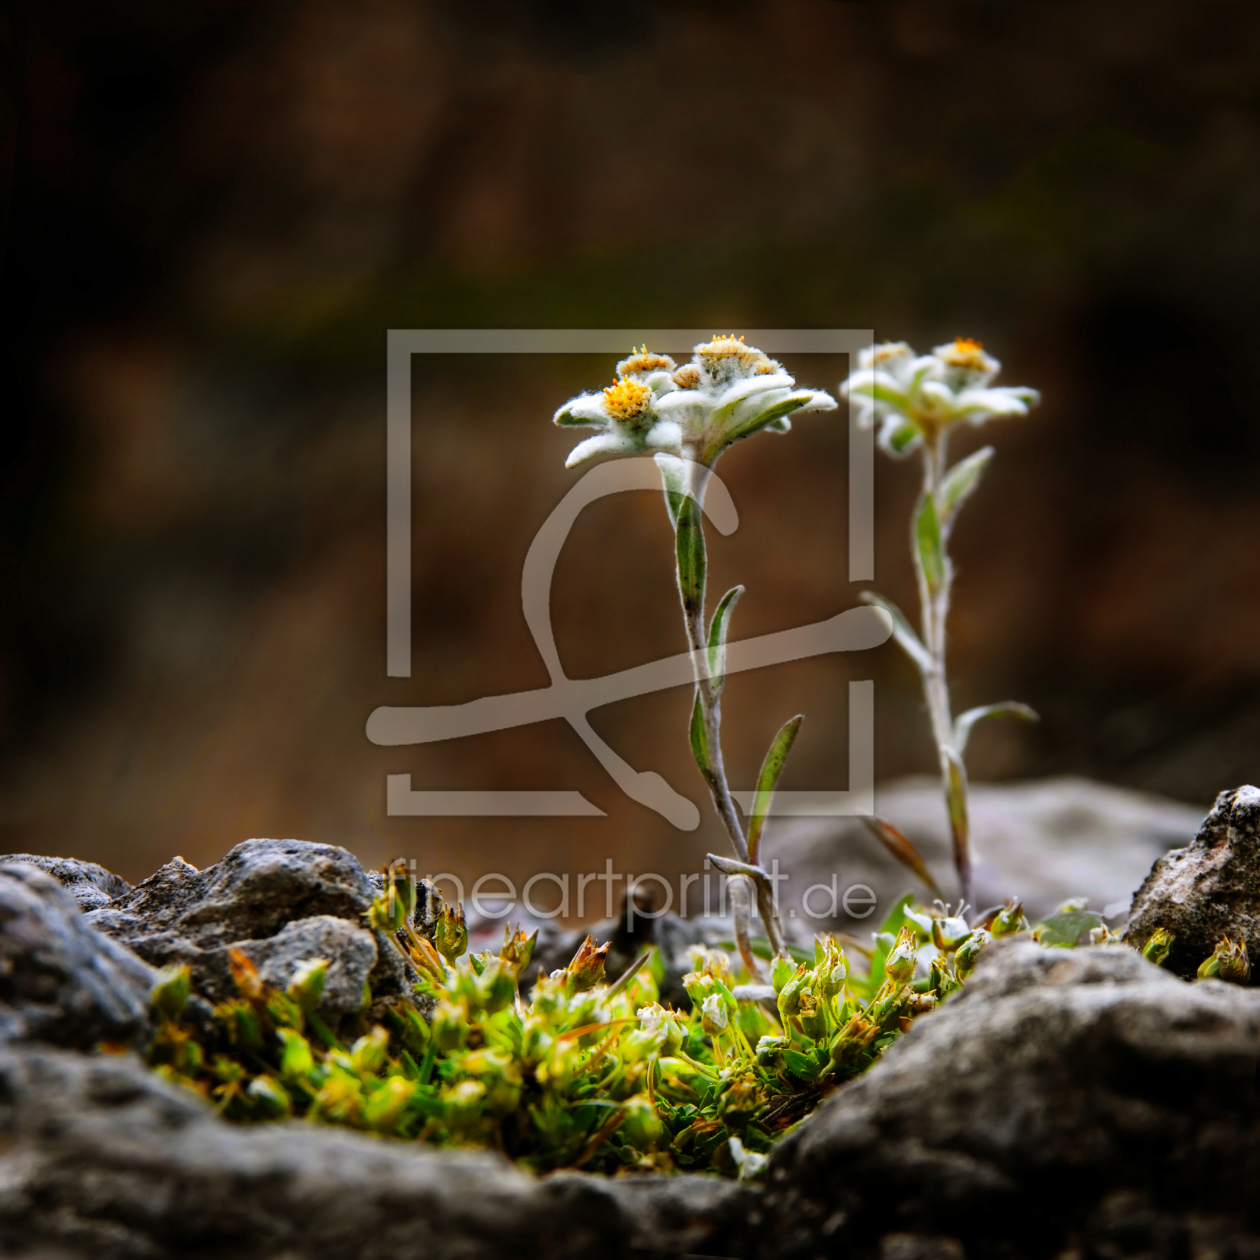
<box><xmin>2</xmin><ymin>0</ymin><xmax>1259</xmax><ymax>895</ymax></box>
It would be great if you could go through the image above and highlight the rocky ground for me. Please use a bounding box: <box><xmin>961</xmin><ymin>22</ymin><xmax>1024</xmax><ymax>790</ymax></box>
<box><xmin>2</xmin><ymin>783</ymin><xmax>1259</xmax><ymax>1259</ymax></box>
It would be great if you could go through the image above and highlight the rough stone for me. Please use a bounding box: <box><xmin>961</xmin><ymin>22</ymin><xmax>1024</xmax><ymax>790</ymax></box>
<box><xmin>0</xmin><ymin>852</ymin><xmax>132</xmax><ymax>911</ymax></box>
<box><xmin>764</xmin><ymin>775</ymin><xmax>1206</xmax><ymax>933</ymax></box>
<box><xmin>1124</xmin><ymin>783</ymin><xmax>1260</xmax><ymax>979</ymax></box>
<box><xmin>0</xmin><ymin>863</ymin><xmax>156</xmax><ymax>1051</ymax></box>
<box><xmin>0</xmin><ymin>1043</ymin><xmax>755</xmax><ymax>1260</ymax></box>
<box><xmin>761</xmin><ymin>938</ymin><xmax>1260</xmax><ymax>1259</ymax></box>
<box><xmin>238</xmin><ymin>914</ymin><xmax>379</xmax><ymax>1016</ymax></box>
<box><xmin>86</xmin><ymin>839</ymin><xmax>422</xmax><ymax>1022</ymax></box>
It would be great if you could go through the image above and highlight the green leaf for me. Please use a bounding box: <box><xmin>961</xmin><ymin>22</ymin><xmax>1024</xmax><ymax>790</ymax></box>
<box><xmin>689</xmin><ymin>691</ymin><xmax>713</xmax><ymax>784</ymax></box>
<box><xmin>860</xmin><ymin>816</ymin><xmax>941</xmax><ymax>895</ymax></box>
<box><xmin>937</xmin><ymin>446</ymin><xmax>994</xmax><ymax>523</ymax></box>
<box><xmin>707</xmin><ymin>586</ymin><xmax>743</xmax><ymax>697</ymax></box>
<box><xmin>675</xmin><ymin>492</ymin><xmax>706</xmax><ymax>615</ymax></box>
<box><xmin>655</xmin><ymin>453</ymin><xmax>688</xmax><ymax>530</ymax></box>
<box><xmin>915</xmin><ymin>493</ymin><xmax>945</xmax><ymax>592</ymax></box>
<box><xmin>1034</xmin><ymin>908</ymin><xmax>1102</xmax><ymax>948</ymax></box>
<box><xmin>953</xmin><ymin>702</ymin><xmax>1039</xmax><ymax>756</ymax></box>
<box><xmin>746</xmin><ymin>715</ymin><xmax>803</xmax><ymax>864</ymax></box>
<box><xmin>782</xmin><ymin>1049</ymin><xmax>821</xmax><ymax>1082</ymax></box>
<box><xmin>942</xmin><ymin>749</ymin><xmax>969</xmax><ymax>897</ymax></box>
<box><xmin>859</xmin><ymin>592</ymin><xmax>931</xmax><ymax>674</ymax></box>
<box><xmin>889</xmin><ymin>423</ymin><xmax>920</xmax><ymax>453</ymax></box>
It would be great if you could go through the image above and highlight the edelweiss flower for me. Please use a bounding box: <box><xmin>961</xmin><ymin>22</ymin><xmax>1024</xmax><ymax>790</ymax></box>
<box><xmin>555</xmin><ymin>337</ymin><xmax>837</xmax><ymax>468</ymax></box>
<box><xmin>841</xmin><ymin>337</ymin><xmax>1040</xmax><ymax>457</ymax></box>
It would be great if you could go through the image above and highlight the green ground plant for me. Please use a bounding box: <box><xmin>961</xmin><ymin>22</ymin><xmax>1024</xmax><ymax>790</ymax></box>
<box><xmin>143</xmin><ymin>868</ymin><xmax>1249</xmax><ymax>1176</ymax></box>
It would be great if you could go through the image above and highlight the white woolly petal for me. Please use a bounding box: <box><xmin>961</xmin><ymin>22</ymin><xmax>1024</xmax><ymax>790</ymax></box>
<box><xmin>954</xmin><ymin>386</ymin><xmax>1037</xmax><ymax>418</ymax></box>
<box><xmin>714</xmin><ymin>372</ymin><xmax>797</xmax><ymax>412</ymax></box>
<box><xmin>564</xmin><ymin>431</ymin><xmax>646</xmax><ymax>468</ymax></box>
<box><xmin>554</xmin><ymin>393</ymin><xmax>612</xmax><ymax>428</ymax></box>
<box><xmin>841</xmin><ymin>369</ymin><xmax>909</xmax><ymax>411</ymax></box>
<box><xmin>878</xmin><ymin>416</ymin><xmax>922</xmax><ymax>457</ymax></box>
<box><xmin>794</xmin><ymin>388</ymin><xmax>838</xmax><ymax>413</ymax></box>
<box><xmin>644</xmin><ymin>419</ymin><xmax>684</xmax><ymax>452</ymax></box>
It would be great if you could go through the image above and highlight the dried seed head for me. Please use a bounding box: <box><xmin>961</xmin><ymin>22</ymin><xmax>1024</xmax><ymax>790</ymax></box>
<box><xmin>672</xmin><ymin>363</ymin><xmax>701</xmax><ymax>389</ymax></box>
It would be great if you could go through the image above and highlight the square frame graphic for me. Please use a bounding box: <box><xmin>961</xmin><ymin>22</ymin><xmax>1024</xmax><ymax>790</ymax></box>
<box><xmin>379</xmin><ymin>329</ymin><xmax>878</xmax><ymax>820</ymax></box>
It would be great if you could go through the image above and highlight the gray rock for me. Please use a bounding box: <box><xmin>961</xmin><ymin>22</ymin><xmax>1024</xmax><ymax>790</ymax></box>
<box><xmin>0</xmin><ymin>863</ymin><xmax>156</xmax><ymax>1051</ymax></box>
<box><xmin>762</xmin><ymin>938</ymin><xmax>1260</xmax><ymax>1258</ymax></box>
<box><xmin>86</xmin><ymin>839</ymin><xmax>422</xmax><ymax>1022</ymax></box>
<box><xmin>1125</xmin><ymin>784</ymin><xmax>1260</xmax><ymax>979</ymax></box>
<box><xmin>0</xmin><ymin>853</ymin><xmax>132</xmax><ymax>911</ymax></box>
<box><xmin>238</xmin><ymin>914</ymin><xmax>378</xmax><ymax>1016</ymax></box>
<box><xmin>0</xmin><ymin>1043</ymin><xmax>754</xmax><ymax>1260</ymax></box>
<box><xmin>764</xmin><ymin>775</ymin><xmax>1206</xmax><ymax>935</ymax></box>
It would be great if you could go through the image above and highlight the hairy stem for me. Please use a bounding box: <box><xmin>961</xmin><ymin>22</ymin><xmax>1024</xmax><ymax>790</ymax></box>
<box><xmin>678</xmin><ymin>457</ymin><xmax>785</xmax><ymax>969</ymax></box>
<box><xmin>914</xmin><ymin>434</ymin><xmax>972</xmax><ymax>907</ymax></box>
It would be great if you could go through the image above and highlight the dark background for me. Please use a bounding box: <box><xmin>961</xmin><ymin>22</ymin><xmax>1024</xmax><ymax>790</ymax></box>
<box><xmin>2</xmin><ymin>0</ymin><xmax>1259</xmax><ymax>893</ymax></box>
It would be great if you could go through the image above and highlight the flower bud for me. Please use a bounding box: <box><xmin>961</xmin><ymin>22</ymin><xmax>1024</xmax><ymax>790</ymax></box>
<box><xmin>564</xmin><ymin>934</ymin><xmax>609</xmax><ymax>992</ymax></box>
<box><xmin>277</xmin><ymin>1028</ymin><xmax>315</xmax><ymax>1077</ymax></box>
<box><xmin>775</xmin><ymin>963</ymin><xmax>810</xmax><ymax>1024</ymax></box>
<box><xmin>701</xmin><ymin>992</ymin><xmax>729</xmax><ymax>1036</ymax></box>
<box><xmin>350</xmin><ymin>1026</ymin><xmax>390</xmax><ymax>1075</ymax></box>
<box><xmin>247</xmin><ymin>1074</ymin><xmax>292</xmax><ymax>1120</ymax></box>
<box><xmin>385</xmin><ymin>860</ymin><xmax>417</xmax><ymax>920</ymax></box>
<box><xmin>954</xmin><ymin>928</ymin><xmax>991</xmax><ymax>979</ymax></box>
<box><xmin>990</xmin><ymin>898</ymin><xmax>1030</xmax><ymax>938</ymax></box>
<box><xmin>151</xmin><ymin>964</ymin><xmax>191</xmax><ymax>1023</ymax></box>
<box><xmin>287</xmin><ymin>957</ymin><xmax>329</xmax><ymax>1008</ymax></box>
<box><xmin>364</xmin><ymin>1075</ymin><xmax>416</xmax><ymax>1133</ymax></box>
<box><xmin>228</xmin><ymin>948</ymin><xmax>264</xmax><ymax>1000</ymax></box>
<box><xmin>1089</xmin><ymin>923</ymin><xmax>1119</xmax><ymax>946</ymax></box>
<box><xmin>1197</xmin><ymin>934</ymin><xmax>1250</xmax><ymax>984</ymax></box>
<box><xmin>1141</xmin><ymin>927</ymin><xmax>1175</xmax><ymax>967</ymax></box>
<box><xmin>815</xmin><ymin>936</ymin><xmax>849</xmax><ymax>998</ymax></box>
<box><xmin>435</xmin><ymin>901</ymin><xmax>468</xmax><ymax>964</ymax></box>
<box><xmin>500</xmin><ymin>925</ymin><xmax>540</xmax><ymax>976</ymax></box>
<box><xmin>771</xmin><ymin>954</ymin><xmax>796</xmax><ymax>995</ymax></box>
<box><xmin>620</xmin><ymin>1094</ymin><xmax>664</xmax><ymax>1147</ymax></box>
<box><xmin>884</xmin><ymin>926</ymin><xmax>918</xmax><ymax>983</ymax></box>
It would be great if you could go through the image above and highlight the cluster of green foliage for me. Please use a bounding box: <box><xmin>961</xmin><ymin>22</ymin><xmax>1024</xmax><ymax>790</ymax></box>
<box><xmin>143</xmin><ymin>874</ymin><xmax>1042</xmax><ymax>1177</ymax></box>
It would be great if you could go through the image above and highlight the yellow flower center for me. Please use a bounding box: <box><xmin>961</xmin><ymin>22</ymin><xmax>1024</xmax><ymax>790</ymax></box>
<box><xmin>696</xmin><ymin>334</ymin><xmax>770</xmax><ymax>374</ymax></box>
<box><xmin>603</xmin><ymin>376</ymin><xmax>652</xmax><ymax>421</ymax></box>
<box><xmin>939</xmin><ymin>337</ymin><xmax>989</xmax><ymax>370</ymax></box>
<box><xmin>617</xmin><ymin>346</ymin><xmax>676</xmax><ymax>376</ymax></box>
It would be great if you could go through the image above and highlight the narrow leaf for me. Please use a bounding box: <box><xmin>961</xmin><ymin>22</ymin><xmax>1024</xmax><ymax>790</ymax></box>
<box><xmin>859</xmin><ymin>592</ymin><xmax>932</xmax><ymax>674</ymax></box>
<box><xmin>942</xmin><ymin>748</ymin><xmax>970</xmax><ymax>901</ymax></box>
<box><xmin>689</xmin><ymin>691</ymin><xmax>713</xmax><ymax>785</ymax></box>
<box><xmin>937</xmin><ymin>446</ymin><xmax>994</xmax><ymax>523</ymax></box>
<box><xmin>915</xmin><ymin>494</ymin><xmax>945</xmax><ymax>592</ymax></box>
<box><xmin>746</xmin><ymin>715</ymin><xmax>803</xmax><ymax>864</ymax></box>
<box><xmin>654</xmin><ymin>453</ymin><xmax>688</xmax><ymax>530</ymax></box>
<box><xmin>953</xmin><ymin>701</ymin><xmax>1039</xmax><ymax>757</ymax></box>
<box><xmin>860</xmin><ymin>816</ymin><xmax>941</xmax><ymax>895</ymax></box>
<box><xmin>675</xmin><ymin>492</ymin><xmax>706</xmax><ymax>615</ymax></box>
<box><xmin>707</xmin><ymin>586</ymin><xmax>743</xmax><ymax>697</ymax></box>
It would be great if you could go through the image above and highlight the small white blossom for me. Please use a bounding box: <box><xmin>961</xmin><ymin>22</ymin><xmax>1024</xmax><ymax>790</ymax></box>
<box><xmin>555</xmin><ymin>338</ymin><xmax>836</xmax><ymax>468</ymax></box>
<box><xmin>841</xmin><ymin>337</ymin><xmax>1040</xmax><ymax>457</ymax></box>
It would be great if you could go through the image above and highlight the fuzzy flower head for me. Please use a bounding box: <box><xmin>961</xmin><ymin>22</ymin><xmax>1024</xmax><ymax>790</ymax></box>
<box><xmin>841</xmin><ymin>337</ymin><xmax>1040</xmax><ymax>458</ymax></box>
<box><xmin>554</xmin><ymin>337</ymin><xmax>836</xmax><ymax>468</ymax></box>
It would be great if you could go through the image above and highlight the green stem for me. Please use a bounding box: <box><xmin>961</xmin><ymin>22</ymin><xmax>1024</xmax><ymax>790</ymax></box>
<box><xmin>914</xmin><ymin>434</ymin><xmax>972</xmax><ymax>907</ymax></box>
<box><xmin>676</xmin><ymin>456</ymin><xmax>786</xmax><ymax>971</ymax></box>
